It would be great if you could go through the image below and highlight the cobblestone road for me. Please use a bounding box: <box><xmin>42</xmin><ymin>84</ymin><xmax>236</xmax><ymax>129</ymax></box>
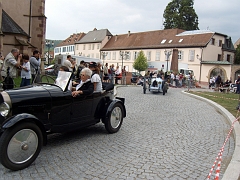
<box><xmin>0</xmin><ymin>87</ymin><xmax>234</xmax><ymax>180</ymax></box>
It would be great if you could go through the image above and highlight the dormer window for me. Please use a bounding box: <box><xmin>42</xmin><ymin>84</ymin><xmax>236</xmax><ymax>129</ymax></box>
<box><xmin>94</xmin><ymin>38</ymin><xmax>97</xmax><ymax>41</ymax></box>
<box><xmin>161</xmin><ymin>39</ymin><xmax>166</xmax><ymax>44</ymax></box>
<box><xmin>179</xmin><ymin>39</ymin><xmax>183</xmax><ymax>42</ymax></box>
<box><xmin>168</xmin><ymin>40</ymin><xmax>172</xmax><ymax>43</ymax></box>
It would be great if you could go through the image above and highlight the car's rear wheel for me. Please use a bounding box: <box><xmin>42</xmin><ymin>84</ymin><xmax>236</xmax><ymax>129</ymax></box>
<box><xmin>0</xmin><ymin>122</ymin><xmax>43</xmax><ymax>171</ymax></box>
<box><xmin>104</xmin><ymin>103</ymin><xmax>124</xmax><ymax>133</ymax></box>
<box><xmin>163</xmin><ymin>84</ymin><xmax>167</xmax><ymax>95</ymax></box>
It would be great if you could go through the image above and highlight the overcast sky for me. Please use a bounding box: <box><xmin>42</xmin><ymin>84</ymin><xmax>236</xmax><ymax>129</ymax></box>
<box><xmin>45</xmin><ymin>0</ymin><xmax>240</xmax><ymax>44</ymax></box>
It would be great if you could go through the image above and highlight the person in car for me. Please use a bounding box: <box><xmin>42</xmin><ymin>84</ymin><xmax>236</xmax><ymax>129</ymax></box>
<box><xmin>72</xmin><ymin>68</ymin><xmax>94</xmax><ymax>97</ymax></box>
<box><xmin>89</xmin><ymin>61</ymin><xmax>102</xmax><ymax>92</ymax></box>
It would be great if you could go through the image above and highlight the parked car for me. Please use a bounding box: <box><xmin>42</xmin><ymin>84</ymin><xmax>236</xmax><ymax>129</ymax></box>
<box><xmin>131</xmin><ymin>72</ymin><xmax>143</xmax><ymax>83</ymax></box>
<box><xmin>44</xmin><ymin>64</ymin><xmax>55</xmax><ymax>74</ymax></box>
<box><xmin>0</xmin><ymin>72</ymin><xmax>126</xmax><ymax>170</ymax></box>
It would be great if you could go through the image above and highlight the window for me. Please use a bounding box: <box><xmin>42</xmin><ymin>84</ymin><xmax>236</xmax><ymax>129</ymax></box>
<box><xmin>126</xmin><ymin>52</ymin><xmax>131</xmax><ymax>60</ymax></box>
<box><xmin>178</xmin><ymin>51</ymin><xmax>184</xmax><ymax>60</ymax></box>
<box><xmin>179</xmin><ymin>39</ymin><xmax>183</xmax><ymax>42</ymax></box>
<box><xmin>88</xmin><ymin>44</ymin><xmax>91</xmax><ymax>50</ymax></box>
<box><xmin>211</xmin><ymin>38</ymin><xmax>215</xmax><ymax>45</ymax></box>
<box><xmin>161</xmin><ymin>39</ymin><xmax>166</xmax><ymax>44</ymax></box>
<box><xmin>147</xmin><ymin>51</ymin><xmax>151</xmax><ymax>61</ymax></box>
<box><xmin>72</xmin><ymin>46</ymin><xmax>74</xmax><ymax>51</ymax></box>
<box><xmin>63</xmin><ymin>47</ymin><xmax>66</xmax><ymax>52</ymax></box>
<box><xmin>83</xmin><ymin>45</ymin><xmax>85</xmax><ymax>50</ymax></box>
<box><xmin>112</xmin><ymin>52</ymin><xmax>116</xmax><ymax>60</ymax></box>
<box><xmin>219</xmin><ymin>40</ymin><xmax>222</xmax><ymax>47</ymax></box>
<box><xmin>76</xmin><ymin>45</ymin><xmax>78</xmax><ymax>50</ymax></box>
<box><xmin>227</xmin><ymin>54</ymin><xmax>231</xmax><ymax>62</ymax></box>
<box><xmin>92</xmin><ymin>44</ymin><xmax>95</xmax><ymax>50</ymax></box>
<box><xmin>133</xmin><ymin>51</ymin><xmax>138</xmax><ymax>60</ymax></box>
<box><xmin>188</xmin><ymin>50</ymin><xmax>195</xmax><ymax>61</ymax></box>
<box><xmin>217</xmin><ymin>54</ymin><xmax>221</xmax><ymax>61</ymax></box>
<box><xmin>156</xmin><ymin>51</ymin><xmax>160</xmax><ymax>61</ymax></box>
<box><xmin>107</xmin><ymin>52</ymin><xmax>111</xmax><ymax>60</ymax></box>
<box><xmin>54</xmin><ymin>48</ymin><xmax>59</xmax><ymax>53</ymax></box>
<box><xmin>97</xmin><ymin>44</ymin><xmax>100</xmax><ymax>49</ymax></box>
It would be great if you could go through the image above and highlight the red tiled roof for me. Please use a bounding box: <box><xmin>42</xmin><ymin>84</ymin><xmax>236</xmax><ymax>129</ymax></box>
<box><xmin>57</xmin><ymin>32</ymin><xmax>86</xmax><ymax>47</ymax></box>
<box><xmin>101</xmin><ymin>29</ymin><xmax>214</xmax><ymax>50</ymax></box>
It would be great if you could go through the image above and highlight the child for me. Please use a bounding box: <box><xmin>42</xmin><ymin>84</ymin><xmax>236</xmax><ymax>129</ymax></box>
<box><xmin>20</xmin><ymin>54</ymin><xmax>31</xmax><ymax>87</ymax></box>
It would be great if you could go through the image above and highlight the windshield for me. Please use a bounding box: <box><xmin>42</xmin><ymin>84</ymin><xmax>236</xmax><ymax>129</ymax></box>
<box><xmin>55</xmin><ymin>71</ymin><xmax>72</xmax><ymax>91</ymax></box>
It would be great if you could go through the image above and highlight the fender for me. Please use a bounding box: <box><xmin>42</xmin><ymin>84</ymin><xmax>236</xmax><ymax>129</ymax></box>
<box><xmin>2</xmin><ymin>113</ymin><xmax>40</xmax><ymax>129</ymax></box>
<box><xmin>1</xmin><ymin>113</ymin><xmax>48</xmax><ymax>145</ymax></box>
<box><xmin>105</xmin><ymin>98</ymin><xmax>126</xmax><ymax>119</ymax></box>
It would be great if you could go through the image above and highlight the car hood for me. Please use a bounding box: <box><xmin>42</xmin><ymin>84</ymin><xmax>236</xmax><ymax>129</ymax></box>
<box><xmin>0</xmin><ymin>85</ymin><xmax>64</xmax><ymax>116</ymax></box>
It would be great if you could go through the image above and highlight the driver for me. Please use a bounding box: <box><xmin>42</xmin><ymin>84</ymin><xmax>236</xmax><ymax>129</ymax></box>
<box><xmin>72</xmin><ymin>68</ymin><xmax>94</xmax><ymax>97</ymax></box>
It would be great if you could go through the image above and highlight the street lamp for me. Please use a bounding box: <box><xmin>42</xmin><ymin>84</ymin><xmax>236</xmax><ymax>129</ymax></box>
<box><xmin>45</xmin><ymin>40</ymin><xmax>54</xmax><ymax>65</ymax></box>
<box><xmin>164</xmin><ymin>49</ymin><xmax>172</xmax><ymax>72</ymax></box>
<box><xmin>101</xmin><ymin>51</ymin><xmax>108</xmax><ymax>66</ymax></box>
<box><xmin>119</xmin><ymin>51</ymin><xmax>129</xmax><ymax>85</ymax></box>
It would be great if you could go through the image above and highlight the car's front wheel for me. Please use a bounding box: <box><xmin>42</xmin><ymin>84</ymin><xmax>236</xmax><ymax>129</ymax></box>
<box><xmin>104</xmin><ymin>103</ymin><xmax>124</xmax><ymax>133</ymax></box>
<box><xmin>0</xmin><ymin>122</ymin><xmax>43</xmax><ymax>171</ymax></box>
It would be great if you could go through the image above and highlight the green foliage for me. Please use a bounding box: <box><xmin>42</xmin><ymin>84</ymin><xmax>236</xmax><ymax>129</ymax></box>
<box><xmin>163</xmin><ymin>0</ymin><xmax>199</xmax><ymax>30</ymax></box>
<box><xmin>235</xmin><ymin>44</ymin><xmax>240</xmax><ymax>64</ymax></box>
<box><xmin>133</xmin><ymin>50</ymin><xmax>148</xmax><ymax>72</ymax></box>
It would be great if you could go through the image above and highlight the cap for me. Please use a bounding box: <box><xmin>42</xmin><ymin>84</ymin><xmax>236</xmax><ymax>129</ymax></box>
<box><xmin>89</xmin><ymin>62</ymin><xmax>97</xmax><ymax>68</ymax></box>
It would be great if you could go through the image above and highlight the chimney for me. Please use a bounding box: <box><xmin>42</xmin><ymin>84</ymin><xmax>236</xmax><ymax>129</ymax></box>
<box><xmin>115</xmin><ymin>35</ymin><xmax>118</xmax><ymax>41</ymax></box>
<box><xmin>128</xmin><ymin>31</ymin><xmax>130</xmax><ymax>37</ymax></box>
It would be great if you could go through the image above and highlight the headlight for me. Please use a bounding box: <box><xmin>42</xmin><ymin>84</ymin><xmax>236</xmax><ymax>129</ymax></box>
<box><xmin>0</xmin><ymin>102</ymin><xmax>10</xmax><ymax>117</ymax></box>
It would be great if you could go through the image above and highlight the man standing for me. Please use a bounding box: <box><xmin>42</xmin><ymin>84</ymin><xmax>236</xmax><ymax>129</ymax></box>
<box><xmin>63</xmin><ymin>55</ymin><xmax>75</xmax><ymax>72</ymax></box>
<box><xmin>1</xmin><ymin>48</ymin><xmax>22</xmax><ymax>89</ymax></box>
<box><xmin>30</xmin><ymin>50</ymin><xmax>41</xmax><ymax>83</ymax></box>
<box><xmin>236</xmin><ymin>75</ymin><xmax>240</xmax><ymax>94</ymax></box>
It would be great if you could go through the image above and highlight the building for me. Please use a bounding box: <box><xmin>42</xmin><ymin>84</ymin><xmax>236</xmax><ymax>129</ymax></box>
<box><xmin>54</xmin><ymin>32</ymin><xmax>85</xmax><ymax>57</ymax></box>
<box><xmin>0</xmin><ymin>0</ymin><xmax>46</xmax><ymax>56</ymax></box>
<box><xmin>75</xmin><ymin>28</ymin><xmax>112</xmax><ymax>59</ymax></box>
<box><xmin>101</xmin><ymin>29</ymin><xmax>236</xmax><ymax>84</ymax></box>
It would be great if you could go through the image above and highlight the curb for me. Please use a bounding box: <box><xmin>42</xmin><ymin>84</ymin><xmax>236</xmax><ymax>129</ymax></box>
<box><xmin>182</xmin><ymin>91</ymin><xmax>240</xmax><ymax>180</ymax></box>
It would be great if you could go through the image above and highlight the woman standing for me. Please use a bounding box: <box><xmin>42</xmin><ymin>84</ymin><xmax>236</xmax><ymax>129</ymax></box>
<box><xmin>89</xmin><ymin>62</ymin><xmax>102</xmax><ymax>92</ymax></box>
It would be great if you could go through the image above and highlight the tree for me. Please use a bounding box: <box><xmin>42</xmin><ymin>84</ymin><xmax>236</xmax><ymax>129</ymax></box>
<box><xmin>235</xmin><ymin>44</ymin><xmax>240</xmax><ymax>64</ymax></box>
<box><xmin>163</xmin><ymin>0</ymin><xmax>199</xmax><ymax>30</ymax></box>
<box><xmin>133</xmin><ymin>50</ymin><xmax>148</xmax><ymax>72</ymax></box>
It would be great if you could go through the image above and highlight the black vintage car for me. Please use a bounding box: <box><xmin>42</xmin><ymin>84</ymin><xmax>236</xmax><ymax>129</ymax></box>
<box><xmin>0</xmin><ymin>72</ymin><xmax>126</xmax><ymax>171</ymax></box>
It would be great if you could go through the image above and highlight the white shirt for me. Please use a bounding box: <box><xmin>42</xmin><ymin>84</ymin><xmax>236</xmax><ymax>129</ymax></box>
<box><xmin>76</xmin><ymin>79</ymin><xmax>91</xmax><ymax>91</ymax></box>
<box><xmin>21</xmin><ymin>61</ymin><xmax>31</xmax><ymax>79</ymax></box>
<box><xmin>115</xmin><ymin>68</ymin><xmax>121</xmax><ymax>75</ymax></box>
<box><xmin>91</xmin><ymin>74</ymin><xmax>102</xmax><ymax>92</ymax></box>
<box><xmin>63</xmin><ymin>59</ymin><xmax>73</xmax><ymax>71</ymax></box>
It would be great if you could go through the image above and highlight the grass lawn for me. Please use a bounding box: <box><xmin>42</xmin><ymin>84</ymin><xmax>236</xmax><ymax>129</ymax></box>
<box><xmin>13</xmin><ymin>75</ymin><xmax>57</xmax><ymax>87</ymax></box>
<box><xmin>188</xmin><ymin>91</ymin><xmax>240</xmax><ymax>118</ymax></box>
